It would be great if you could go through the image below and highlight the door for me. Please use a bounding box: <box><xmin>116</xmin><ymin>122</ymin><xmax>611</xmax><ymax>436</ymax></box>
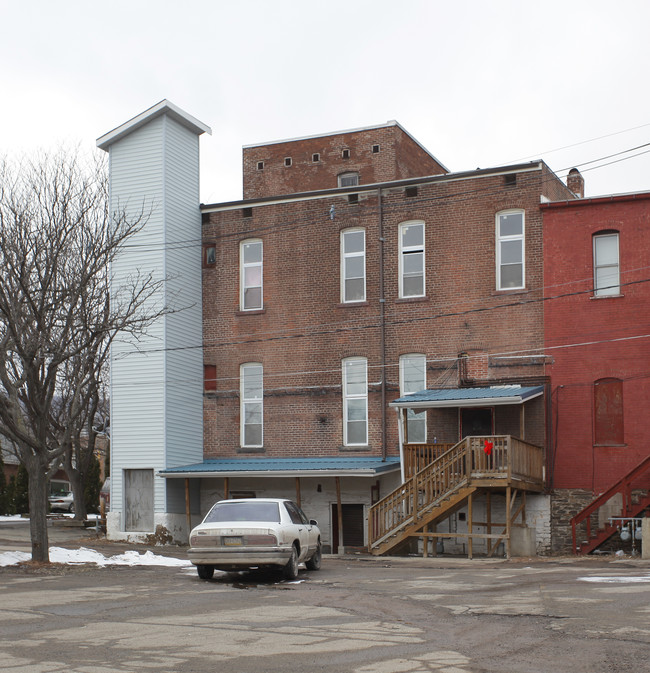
<box><xmin>460</xmin><ymin>407</ymin><xmax>493</xmax><ymax>437</ymax></box>
<box><xmin>124</xmin><ymin>469</ymin><xmax>154</xmax><ymax>532</ymax></box>
<box><xmin>331</xmin><ymin>504</ymin><xmax>365</xmax><ymax>554</ymax></box>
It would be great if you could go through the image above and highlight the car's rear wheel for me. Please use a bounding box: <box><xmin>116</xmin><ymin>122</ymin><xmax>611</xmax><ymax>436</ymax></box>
<box><xmin>197</xmin><ymin>564</ymin><xmax>215</xmax><ymax>580</ymax></box>
<box><xmin>306</xmin><ymin>541</ymin><xmax>322</xmax><ymax>571</ymax></box>
<box><xmin>283</xmin><ymin>545</ymin><xmax>299</xmax><ymax>580</ymax></box>
<box><xmin>69</xmin><ymin>503</ymin><xmax>74</xmax><ymax>513</ymax></box>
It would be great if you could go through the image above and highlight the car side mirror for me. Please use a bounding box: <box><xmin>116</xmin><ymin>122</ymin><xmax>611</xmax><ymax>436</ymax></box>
<box><xmin>309</xmin><ymin>519</ymin><xmax>318</xmax><ymax>526</ymax></box>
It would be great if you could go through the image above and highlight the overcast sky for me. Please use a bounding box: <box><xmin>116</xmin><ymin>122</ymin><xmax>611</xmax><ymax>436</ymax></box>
<box><xmin>1</xmin><ymin>0</ymin><xmax>649</xmax><ymax>204</ymax></box>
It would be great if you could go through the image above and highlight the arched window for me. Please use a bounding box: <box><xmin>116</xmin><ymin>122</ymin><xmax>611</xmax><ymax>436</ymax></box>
<box><xmin>496</xmin><ymin>210</ymin><xmax>525</xmax><ymax>290</ymax></box>
<box><xmin>593</xmin><ymin>231</ymin><xmax>620</xmax><ymax>296</ymax></box>
<box><xmin>241</xmin><ymin>363</ymin><xmax>263</xmax><ymax>447</ymax></box>
<box><xmin>594</xmin><ymin>378</ymin><xmax>624</xmax><ymax>445</ymax></box>
<box><xmin>341</xmin><ymin>228</ymin><xmax>366</xmax><ymax>303</ymax></box>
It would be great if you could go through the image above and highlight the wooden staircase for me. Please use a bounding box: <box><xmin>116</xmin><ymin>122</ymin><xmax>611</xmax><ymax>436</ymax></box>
<box><xmin>368</xmin><ymin>435</ymin><xmax>544</xmax><ymax>556</ymax></box>
<box><xmin>571</xmin><ymin>455</ymin><xmax>650</xmax><ymax>555</ymax></box>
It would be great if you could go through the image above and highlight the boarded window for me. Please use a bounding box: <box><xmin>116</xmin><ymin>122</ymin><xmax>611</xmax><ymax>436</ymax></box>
<box><xmin>124</xmin><ymin>469</ymin><xmax>154</xmax><ymax>532</ymax></box>
<box><xmin>204</xmin><ymin>365</ymin><xmax>217</xmax><ymax>392</ymax></box>
<box><xmin>594</xmin><ymin>378</ymin><xmax>624</xmax><ymax>445</ymax></box>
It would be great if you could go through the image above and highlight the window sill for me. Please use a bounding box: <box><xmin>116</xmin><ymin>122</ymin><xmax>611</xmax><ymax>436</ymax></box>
<box><xmin>491</xmin><ymin>288</ymin><xmax>529</xmax><ymax>296</ymax></box>
<box><xmin>593</xmin><ymin>443</ymin><xmax>627</xmax><ymax>448</ymax></box>
<box><xmin>339</xmin><ymin>445</ymin><xmax>372</xmax><ymax>452</ymax></box>
<box><xmin>237</xmin><ymin>446</ymin><xmax>265</xmax><ymax>454</ymax></box>
<box><xmin>395</xmin><ymin>296</ymin><xmax>428</xmax><ymax>304</ymax></box>
<box><xmin>590</xmin><ymin>294</ymin><xmax>624</xmax><ymax>300</ymax></box>
<box><xmin>337</xmin><ymin>301</ymin><xmax>369</xmax><ymax>308</ymax></box>
<box><xmin>236</xmin><ymin>308</ymin><xmax>266</xmax><ymax>316</ymax></box>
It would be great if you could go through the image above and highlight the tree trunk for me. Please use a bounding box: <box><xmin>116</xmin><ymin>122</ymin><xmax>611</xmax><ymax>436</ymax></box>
<box><xmin>68</xmin><ymin>470</ymin><xmax>87</xmax><ymax>521</ymax></box>
<box><xmin>28</xmin><ymin>462</ymin><xmax>50</xmax><ymax>563</ymax></box>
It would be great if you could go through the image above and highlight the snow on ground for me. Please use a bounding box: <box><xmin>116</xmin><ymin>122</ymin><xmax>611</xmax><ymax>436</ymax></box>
<box><xmin>579</xmin><ymin>574</ymin><xmax>650</xmax><ymax>583</ymax></box>
<box><xmin>0</xmin><ymin>546</ymin><xmax>192</xmax><ymax>568</ymax></box>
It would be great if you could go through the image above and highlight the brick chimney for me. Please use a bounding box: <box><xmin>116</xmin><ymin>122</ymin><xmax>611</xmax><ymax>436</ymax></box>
<box><xmin>567</xmin><ymin>168</ymin><xmax>584</xmax><ymax>198</ymax></box>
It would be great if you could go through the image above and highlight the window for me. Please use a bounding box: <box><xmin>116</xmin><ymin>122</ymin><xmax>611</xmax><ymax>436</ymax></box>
<box><xmin>343</xmin><ymin>358</ymin><xmax>368</xmax><ymax>446</ymax></box>
<box><xmin>594</xmin><ymin>378</ymin><xmax>624</xmax><ymax>445</ymax></box>
<box><xmin>257</xmin><ymin>161</ymin><xmax>264</xmax><ymax>171</ymax></box>
<box><xmin>341</xmin><ymin>229</ymin><xmax>366</xmax><ymax>303</ymax></box>
<box><xmin>372</xmin><ymin>144</ymin><xmax>380</xmax><ymax>154</ymax></box>
<box><xmin>240</xmin><ymin>239</ymin><xmax>263</xmax><ymax>310</ymax></box>
<box><xmin>399</xmin><ymin>354</ymin><xmax>427</xmax><ymax>443</ymax></box>
<box><xmin>399</xmin><ymin>221</ymin><xmax>425</xmax><ymax>298</ymax></box>
<box><xmin>338</xmin><ymin>172</ymin><xmax>359</xmax><ymax>188</ymax></box>
<box><xmin>204</xmin><ymin>364</ymin><xmax>217</xmax><ymax>392</ymax></box>
<box><xmin>593</xmin><ymin>232</ymin><xmax>620</xmax><ymax>296</ymax></box>
<box><xmin>496</xmin><ymin>210</ymin><xmax>525</xmax><ymax>290</ymax></box>
<box><xmin>312</xmin><ymin>153</ymin><xmax>320</xmax><ymax>163</ymax></box>
<box><xmin>284</xmin><ymin>157</ymin><xmax>292</xmax><ymax>167</ymax></box>
<box><xmin>203</xmin><ymin>245</ymin><xmax>216</xmax><ymax>268</ymax></box>
<box><xmin>342</xmin><ymin>149</ymin><xmax>350</xmax><ymax>159</ymax></box>
<box><xmin>241</xmin><ymin>363</ymin><xmax>263</xmax><ymax>447</ymax></box>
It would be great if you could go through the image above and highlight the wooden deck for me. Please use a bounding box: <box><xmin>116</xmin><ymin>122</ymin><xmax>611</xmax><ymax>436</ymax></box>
<box><xmin>368</xmin><ymin>435</ymin><xmax>544</xmax><ymax>557</ymax></box>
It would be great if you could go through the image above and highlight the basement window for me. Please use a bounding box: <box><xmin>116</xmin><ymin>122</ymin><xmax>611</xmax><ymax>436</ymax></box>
<box><xmin>312</xmin><ymin>153</ymin><xmax>320</xmax><ymax>163</ymax></box>
<box><xmin>405</xmin><ymin>186</ymin><xmax>418</xmax><ymax>198</ymax></box>
<box><xmin>348</xmin><ymin>194</ymin><xmax>359</xmax><ymax>204</ymax></box>
<box><xmin>284</xmin><ymin>157</ymin><xmax>292</xmax><ymax>167</ymax></box>
<box><xmin>242</xmin><ymin>207</ymin><xmax>253</xmax><ymax>218</ymax></box>
<box><xmin>342</xmin><ymin>149</ymin><xmax>350</xmax><ymax>159</ymax></box>
<box><xmin>504</xmin><ymin>174</ymin><xmax>517</xmax><ymax>187</ymax></box>
<box><xmin>257</xmin><ymin>161</ymin><xmax>264</xmax><ymax>171</ymax></box>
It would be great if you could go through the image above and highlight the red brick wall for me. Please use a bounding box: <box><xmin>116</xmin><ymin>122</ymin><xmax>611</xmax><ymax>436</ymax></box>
<box><xmin>543</xmin><ymin>194</ymin><xmax>650</xmax><ymax>491</ymax></box>
<box><xmin>242</xmin><ymin>123</ymin><xmax>446</xmax><ymax>199</ymax></box>
<box><xmin>203</xmin><ymin>162</ymin><xmax>574</xmax><ymax>461</ymax></box>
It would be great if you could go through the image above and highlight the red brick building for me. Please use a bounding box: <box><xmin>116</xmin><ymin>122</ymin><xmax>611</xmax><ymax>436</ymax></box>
<box><xmin>543</xmin><ymin>192</ymin><xmax>650</xmax><ymax>552</ymax></box>
<box><xmin>187</xmin><ymin>121</ymin><xmax>577</xmax><ymax>553</ymax></box>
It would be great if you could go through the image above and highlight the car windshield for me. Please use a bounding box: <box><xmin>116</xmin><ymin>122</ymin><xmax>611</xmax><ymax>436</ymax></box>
<box><xmin>203</xmin><ymin>501</ymin><xmax>281</xmax><ymax>524</ymax></box>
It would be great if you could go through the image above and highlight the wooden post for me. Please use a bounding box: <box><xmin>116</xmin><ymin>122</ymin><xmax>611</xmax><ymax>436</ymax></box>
<box><xmin>423</xmin><ymin>523</ymin><xmax>429</xmax><ymax>558</ymax></box>
<box><xmin>224</xmin><ymin>477</ymin><xmax>230</xmax><ymax>500</ymax></box>
<box><xmin>506</xmin><ymin>486</ymin><xmax>512</xmax><ymax>559</ymax></box>
<box><xmin>520</xmin><ymin>405</ymin><xmax>525</xmax><ymax>440</ymax></box>
<box><xmin>467</xmin><ymin>491</ymin><xmax>473</xmax><ymax>560</ymax></box>
<box><xmin>335</xmin><ymin>476</ymin><xmax>343</xmax><ymax>554</ymax></box>
<box><xmin>433</xmin><ymin>521</ymin><xmax>438</xmax><ymax>556</ymax></box>
<box><xmin>486</xmin><ymin>491</ymin><xmax>492</xmax><ymax>552</ymax></box>
<box><xmin>295</xmin><ymin>477</ymin><xmax>301</xmax><ymax>507</ymax></box>
<box><xmin>185</xmin><ymin>478</ymin><xmax>192</xmax><ymax>537</ymax></box>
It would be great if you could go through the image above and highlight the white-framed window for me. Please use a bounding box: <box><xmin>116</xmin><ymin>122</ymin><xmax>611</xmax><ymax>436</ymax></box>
<box><xmin>240</xmin><ymin>239</ymin><xmax>263</xmax><ymax>310</ymax></box>
<box><xmin>399</xmin><ymin>354</ymin><xmax>427</xmax><ymax>443</ymax></box>
<box><xmin>399</xmin><ymin>221</ymin><xmax>425</xmax><ymax>298</ymax></box>
<box><xmin>496</xmin><ymin>210</ymin><xmax>525</xmax><ymax>290</ymax></box>
<box><xmin>240</xmin><ymin>363</ymin><xmax>263</xmax><ymax>447</ymax></box>
<box><xmin>342</xmin><ymin>357</ymin><xmax>368</xmax><ymax>446</ymax></box>
<box><xmin>341</xmin><ymin>228</ymin><xmax>366</xmax><ymax>303</ymax></box>
<box><xmin>593</xmin><ymin>232</ymin><xmax>620</xmax><ymax>296</ymax></box>
<box><xmin>338</xmin><ymin>172</ymin><xmax>359</xmax><ymax>188</ymax></box>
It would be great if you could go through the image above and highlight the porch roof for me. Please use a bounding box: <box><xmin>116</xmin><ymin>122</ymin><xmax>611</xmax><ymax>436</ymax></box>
<box><xmin>159</xmin><ymin>456</ymin><xmax>401</xmax><ymax>479</ymax></box>
<box><xmin>389</xmin><ymin>385</ymin><xmax>544</xmax><ymax>410</ymax></box>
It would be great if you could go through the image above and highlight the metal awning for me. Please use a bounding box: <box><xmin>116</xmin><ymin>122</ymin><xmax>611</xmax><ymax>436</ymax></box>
<box><xmin>159</xmin><ymin>456</ymin><xmax>401</xmax><ymax>479</ymax></box>
<box><xmin>389</xmin><ymin>385</ymin><xmax>544</xmax><ymax>410</ymax></box>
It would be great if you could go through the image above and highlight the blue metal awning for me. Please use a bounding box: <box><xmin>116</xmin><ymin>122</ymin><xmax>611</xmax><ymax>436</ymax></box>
<box><xmin>160</xmin><ymin>456</ymin><xmax>401</xmax><ymax>479</ymax></box>
<box><xmin>390</xmin><ymin>385</ymin><xmax>544</xmax><ymax>409</ymax></box>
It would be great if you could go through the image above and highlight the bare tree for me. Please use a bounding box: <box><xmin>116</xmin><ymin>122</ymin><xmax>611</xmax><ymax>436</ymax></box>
<box><xmin>0</xmin><ymin>149</ymin><xmax>165</xmax><ymax>562</ymax></box>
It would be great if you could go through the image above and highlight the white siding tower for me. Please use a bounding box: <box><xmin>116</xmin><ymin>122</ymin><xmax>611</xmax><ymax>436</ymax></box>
<box><xmin>97</xmin><ymin>101</ymin><xmax>211</xmax><ymax>542</ymax></box>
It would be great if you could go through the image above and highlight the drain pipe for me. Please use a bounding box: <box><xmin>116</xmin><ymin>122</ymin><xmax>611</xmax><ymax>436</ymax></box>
<box><xmin>378</xmin><ymin>187</ymin><xmax>387</xmax><ymax>461</ymax></box>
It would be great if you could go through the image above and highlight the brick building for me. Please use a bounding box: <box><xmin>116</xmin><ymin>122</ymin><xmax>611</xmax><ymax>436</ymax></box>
<box><xmin>100</xmin><ymin>102</ymin><xmax>589</xmax><ymax>555</ymax></box>
<box><xmin>543</xmin><ymin>192</ymin><xmax>650</xmax><ymax>552</ymax></box>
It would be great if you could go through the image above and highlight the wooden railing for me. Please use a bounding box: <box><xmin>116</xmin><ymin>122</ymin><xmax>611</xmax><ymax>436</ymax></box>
<box><xmin>369</xmin><ymin>435</ymin><xmax>544</xmax><ymax>549</ymax></box>
<box><xmin>404</xmin><ymin>443</ymin><xmax>455</xmax><ymax>478</ymax></box>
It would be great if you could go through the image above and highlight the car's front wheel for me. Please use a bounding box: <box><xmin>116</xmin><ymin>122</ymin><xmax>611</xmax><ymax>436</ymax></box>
<box><xmin>197</xmin><ymin>565</ymin><xmax>214</xmax><ymax>580</ymax></box>
<box><xmin>305</xmin><ymin>541</ymin><xmax>322</xmax><ymax>571</ymax></box>
<box><xmin>283</xmin><ymin>546</ymin><xmax>299</xmax><ymax>580</ymax></box>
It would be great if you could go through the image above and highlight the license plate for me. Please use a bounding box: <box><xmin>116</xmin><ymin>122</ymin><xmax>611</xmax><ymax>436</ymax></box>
<box><xmin>223</xmin><ymin>536</ymin><xmax>243</xmax><ymax>546</ymax></box>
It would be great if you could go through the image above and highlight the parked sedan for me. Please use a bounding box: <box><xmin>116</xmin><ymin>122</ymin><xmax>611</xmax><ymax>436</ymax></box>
<box><xmin>48</xmin><ymin>492</ymin><xmax>75</xmax><ymax>513</ymax></box>
<box><xmin>188</xmin><ymin>498</ymin><xmax>322</xmax><ymax>580</ymax></box>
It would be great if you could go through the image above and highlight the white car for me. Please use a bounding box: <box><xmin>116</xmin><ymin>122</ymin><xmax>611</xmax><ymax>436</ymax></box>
<box><xmin>48</xmin><ymin>492</ymin><xmax>74</xmax><ymax>513</ymax></box>
<box><xmin>188</xmin><ymin>498</ymin><xmax>322</xmax><ymax>580</ymax></box>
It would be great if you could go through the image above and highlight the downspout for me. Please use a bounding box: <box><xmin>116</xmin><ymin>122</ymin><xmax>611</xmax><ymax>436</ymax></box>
<box><xmin>396</xmin><ymin>407</ymin><xmax>406</xmax><ymax>484</ymax></box>
<box><xmin>378</xmin><ymin>188</ymin><xmax>387</xmax><ymax>460</ymax></box>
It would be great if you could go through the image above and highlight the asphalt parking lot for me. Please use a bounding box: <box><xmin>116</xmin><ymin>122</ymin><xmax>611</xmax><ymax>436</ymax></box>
<box><xmin>1</xmin><ymin>519</ymin><xmax>649</xmax><ymax>673</ymax></box>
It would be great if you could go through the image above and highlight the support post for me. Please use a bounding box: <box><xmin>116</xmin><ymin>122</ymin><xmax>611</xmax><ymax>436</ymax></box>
<box><xmin>468</xmin><ymin>491</ymin><xmax>473</xmax><ymax>560</ymax></box>
<box><xmin>335</xmin><ymin>476</ymin><xmax>343</xmax><ymax>555</ymax></box>
<box><xmin>295</xmin><ymin>477</ymin><xmax>301</xmax><ymax>507</ymax></box>
<box><xmin>185</xmin><ymin>478</ymin><xmax>192</xmax><ymax>537</ymax></box>
<box><xmin>224</xmin><ymin>478</ymin><xmax>230</xmax><ymax>500</ymax></box>
<box><xmin>506</xmin><ymin>486</ymin><xmax>512</xmax><ymax>559</ymax></box>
